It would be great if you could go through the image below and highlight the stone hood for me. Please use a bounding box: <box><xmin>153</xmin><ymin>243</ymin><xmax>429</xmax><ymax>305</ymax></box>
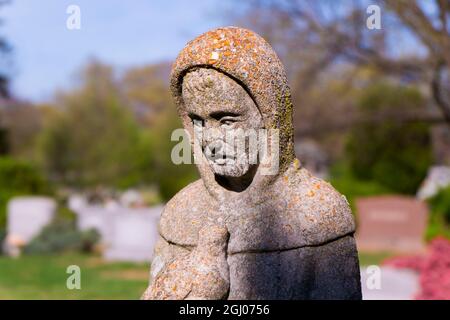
<box><xmin>170</xmin><ymin>27</ymin><xmax>295</xmax><ymax>196</ymax></box>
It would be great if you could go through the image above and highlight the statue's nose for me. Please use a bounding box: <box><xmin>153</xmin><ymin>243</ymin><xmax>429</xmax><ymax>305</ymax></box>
<box><xmin>205</xmin><ymin>140</ymin><xmax>224</xmax><ymax>159</ymax></box>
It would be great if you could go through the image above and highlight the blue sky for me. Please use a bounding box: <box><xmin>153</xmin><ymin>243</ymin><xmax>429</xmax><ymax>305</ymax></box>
<box><xmin>1</xmin><ymin>0</ymin><xmax>228</xmax><ymax>102</ymax></box>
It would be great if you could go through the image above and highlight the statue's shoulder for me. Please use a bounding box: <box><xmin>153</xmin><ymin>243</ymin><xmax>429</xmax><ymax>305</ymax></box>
<box><xmin>159</xmin><ymin>179</ymin><xmax>210</xmax><ymax>246</ymax></box>
<box><xmin>282</xmin><ymin>167</ymin><xmax>356</xmax><ymax>245</ymax></box>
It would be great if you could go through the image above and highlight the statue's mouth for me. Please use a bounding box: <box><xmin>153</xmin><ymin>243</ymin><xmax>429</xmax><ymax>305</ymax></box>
<box><xmin>203</xmin><ymin>141</ymin><xmax>237</xmax><ymax>165</ymax></box>
<box><xmin>212</xmin><ymin>155</ymin><xmax>236</xmax><ymax>166</ymax></box>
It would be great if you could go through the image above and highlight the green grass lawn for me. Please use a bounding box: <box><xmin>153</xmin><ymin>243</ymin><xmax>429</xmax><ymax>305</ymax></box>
<box><xmin>0</xmin><ymin>253</ymin><xmax>149</xmax><ymax>299</ymax></box>
<box><xmin>0</xmin><ymin>251</ymin><xmax>396</xmax><ymax>299</ymax></box>
<box><xmin>358</xmin><ymin>251</ymin><xmax>395</xmax><ymax>266</ymax></box>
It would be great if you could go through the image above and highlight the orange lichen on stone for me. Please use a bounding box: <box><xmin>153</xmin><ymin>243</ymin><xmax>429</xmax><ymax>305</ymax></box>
<box><xmin>287</xmin><ymin>195</ymin><xmax>300</xmax><ymax>209</ymax></box>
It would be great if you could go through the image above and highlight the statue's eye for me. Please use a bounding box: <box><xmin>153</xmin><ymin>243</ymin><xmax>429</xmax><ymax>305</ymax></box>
<box><xmin>210</xmin><ymin>112</ymin><xmax>240</xmax><ymax>127</ymax></box>
<box><xmin>193</xmin><ymin>119</ymin><xmax>204</xmax><ymax>127</ymax></box>
<box><xmin>221</xmin><ymin>117</ymin><xmax>236</xmax><ymax>126</ymax></box>
<box><xmin>189</xmin><ymin>113</ymin><xmax>204</xmax><ymax>127</ymax></box>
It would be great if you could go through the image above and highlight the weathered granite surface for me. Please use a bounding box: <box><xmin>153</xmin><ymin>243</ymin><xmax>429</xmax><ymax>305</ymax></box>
<box><xmin>143</xmin><ymin>26</ymin><xmax>362</xmax><ymax>300</ymax></box>
<box><xmin>142</xmin><ymin>224</ymin><xmax>229</xmax><ymax>300</ymax></box>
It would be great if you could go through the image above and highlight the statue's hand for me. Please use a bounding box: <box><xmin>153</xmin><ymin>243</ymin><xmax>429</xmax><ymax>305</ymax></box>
<box><xmin>141</xmin><ymin>223</ymin><xmax>229</xmax><ymax>300</ymax></box>
<box><xmin>188</xmin><ymin>223</ymin><xmax>230</xmax><ymax>300</ymax></box>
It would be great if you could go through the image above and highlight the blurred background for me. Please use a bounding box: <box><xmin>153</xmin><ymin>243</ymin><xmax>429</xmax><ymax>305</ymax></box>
<box><xmin>0</xmin><ymin>0</ymin><xmax>449</xmax><ymax>299</ymax></box>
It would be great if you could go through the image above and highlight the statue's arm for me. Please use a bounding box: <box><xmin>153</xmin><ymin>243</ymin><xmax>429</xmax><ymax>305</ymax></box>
<box><xmin>148</xmin><ymin>236</ymin><xmax>191</xmax><ymax>285</ymax></box>
<box><xmin>309</xmin><ymin>234</ymin><xmax>362</xmax><ymax>300</ymax></box>
<box><xmin>141</xmin><ymin>236</ymin><xmax>191</xmax><ymax>300</ymax></box>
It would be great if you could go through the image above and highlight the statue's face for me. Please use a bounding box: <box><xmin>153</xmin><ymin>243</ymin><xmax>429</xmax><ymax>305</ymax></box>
<box><xmin>182</xmin><ymin>68</ymin><xmax>264</xmax><ymax>178</ymax></box>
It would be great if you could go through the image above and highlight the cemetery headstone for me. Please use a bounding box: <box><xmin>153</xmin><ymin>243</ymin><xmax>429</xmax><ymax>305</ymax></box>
<box><xmin>104</xmin><ymin>206</ymin><xmax>162</xmax><ymax>262</ymax></box>
<box><xmin>5</xmin><ymin>196</ymin><xmax>56</xmax><ymax>256</ymax></box>
<box><xmin>75</xmin><ymin>202</ymin><xmax>162</xmax><ymax>262</ymax></box>
<box><xmin>356</xmin><ymin>195</ymin><xmax>428</xmax><ymax>253</ymax></box>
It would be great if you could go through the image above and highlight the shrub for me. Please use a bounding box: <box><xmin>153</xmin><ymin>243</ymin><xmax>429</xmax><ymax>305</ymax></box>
<box><xmin>0</xmin><ymin>157</ymin><xmax>50</xmax><ymax>193</ymax></box>
<box><xmin>426</xmin><ymin>186</ymin><xmax>450</xmax><ymax>241</ymax></box>
<box><xmin>0</xmin><ymin>157</ymin><xmax>52</xmax><ymax>229</ymax></box>
<box><xmin>384</xmin><ymin>237</ymin><xmax>450</xmax><ymax>300</ymax></box>
<box><xmin>23</xmin><ymin>218</ymin><xmax>100</xmax><ymax>255</ymax></box>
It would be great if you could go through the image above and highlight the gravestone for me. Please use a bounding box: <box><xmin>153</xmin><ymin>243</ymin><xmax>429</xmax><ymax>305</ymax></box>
<box><xmin>356</xmin><ymin>195</ymin><xmax>428</xmax><ymax>253</ymax></box>
<box><xmin>75</xmin><ymin>204</ymin><xmax>162</xmax><ymax>262</ymax></box>
<box><xmin>68</xmin><ymin>194</ymin><xmax>87</xmax><ymax>213</ymax></box>
<box><xmin>143</xmin><ymin>27</ymin><xmax>361</xmax><ymax>300</ymax></box>
<box><xmin>76</xmin><ymin>205</ymin><xmax>114</xmax><ymax>244</ymax></box>
<box><xmin>104</xmin><ymin>206</ymin><xmax>162</xmax><ymax>262</ymax></box>
<box><xmin>5</xmin><ymin>196</ymin><xmax>56</xmax><ymax>255</ymax></box>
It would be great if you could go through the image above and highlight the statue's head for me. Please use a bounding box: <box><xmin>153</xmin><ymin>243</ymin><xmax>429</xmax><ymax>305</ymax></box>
<box><xmin>171</xmin><ymin>27</ymin><xmax>296</xmax><ymax>194</ymax></box>
<box><xmin>182</xmin><ymin>68</ymin><xmax>264</xmax><ymax>178</ymax></box>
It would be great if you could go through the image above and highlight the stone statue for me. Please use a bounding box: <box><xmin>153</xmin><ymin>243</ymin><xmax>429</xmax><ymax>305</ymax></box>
<box><xmin>143</xmin><ymin>26</ymin><xmax>362</xmax><ymax>300</ymax></box>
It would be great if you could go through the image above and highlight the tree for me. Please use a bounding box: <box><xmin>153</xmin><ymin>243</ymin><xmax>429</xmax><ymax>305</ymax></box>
<box><xmin>232</xmin><ymin>0</ymin><xmax>450</xmax><ymax>126</ymax></box>
<box><xmin>39</xmin><ymin>61</ymin><xmax>146</xmax><ymax>188</ymax></box>
<box><xmin>385</xmin><ymin>0</ymin><xmax>450</xmax><ymax>123</ymax></box>
<box><xmin>0</xmin><ymin>101</ymin><xmax>42</xmax><ymax>158</ymax></box>
<box><xmin>346</xmin><ymin>82</ymin><xmax>432</xmax><ymax>194</ymax></box>
<box><xmin>0</xmin><ymin>0</ymin><xmax>12</xmax><ymax>98</ymax></box>
<box><xmin>121</xmin><ymin>62</ymin><xmax>199</xmax><ymax>200</ymax></box>
<box><xmin>149</xmin><ymin>105</ymin><xmax>198</xmax><ymax>201</ymax></box>
<box><xmin>121</xmin><ymin>62</ymin><xmax>172</xmax><ymax>126</ymax></box>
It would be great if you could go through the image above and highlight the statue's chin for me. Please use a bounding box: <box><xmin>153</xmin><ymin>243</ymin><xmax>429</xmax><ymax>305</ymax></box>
<box><xmin>211</xmin><ymin>160</ymin><xmax>258</xmax><ymax>192</ymax></box>
<box><xmin>209</xmin><ymin>162</ymin><xmax>250</xmax><ymax>178</ymax></box>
